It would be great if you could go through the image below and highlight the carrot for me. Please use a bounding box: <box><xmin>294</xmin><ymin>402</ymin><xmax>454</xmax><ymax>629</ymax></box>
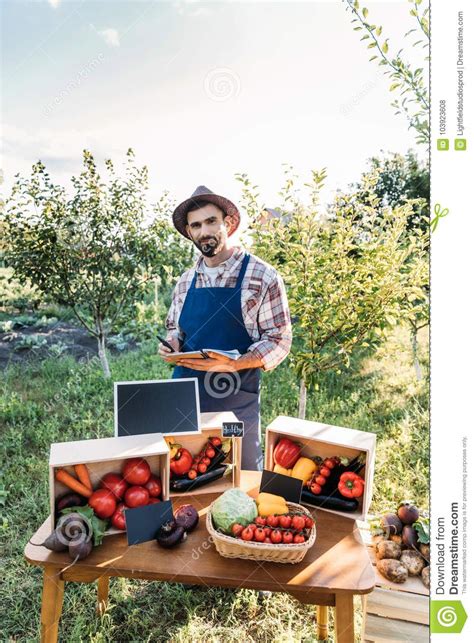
<box><xmin>55</xmin><ymin>469</ymin><xmax>92</xmax><ymax>498</ymax></box>
<box><xmin>74</xmin><ymin>464</ymin><xmax>92</xmax><ymax>490</ymax></box>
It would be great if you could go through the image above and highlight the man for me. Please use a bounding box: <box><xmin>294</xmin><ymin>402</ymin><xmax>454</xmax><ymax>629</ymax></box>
<box><xmin>159</xmin><ymin>185</ymin><xmax>292</xmax><ymax>471</ymax></box>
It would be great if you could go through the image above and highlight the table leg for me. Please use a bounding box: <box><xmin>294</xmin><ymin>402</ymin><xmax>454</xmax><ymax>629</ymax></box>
<box><xmin>40</xmin><ymin>566</ymin><xmax>64</xmax><ymax>643</ymax></box>
<box><xmin>316</xmin><ymin>605</ymin><xmax>329</xmax><ymax>640</ymax></box>
<box><xmin>334</xmin><ymin>594</ymin><xmax>354</xmax><ymax>643</ymax></box>
<box><xmin>97</xmin><ymin>576</ymin><xmax>110</xmax><ymax>615</ymax></box>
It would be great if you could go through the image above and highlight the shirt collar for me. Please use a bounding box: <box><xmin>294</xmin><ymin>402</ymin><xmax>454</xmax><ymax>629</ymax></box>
<box><xmin>195</xmin><ymin>245</ymin><xmax>245</xmax><ymax>275</ymax></box>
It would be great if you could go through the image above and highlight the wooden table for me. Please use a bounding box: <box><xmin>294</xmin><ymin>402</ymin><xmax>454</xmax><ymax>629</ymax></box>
<box><xmin>24</xmin><ymin>471</ymin><xmax>375</xmax><ymax>643</ymax></box>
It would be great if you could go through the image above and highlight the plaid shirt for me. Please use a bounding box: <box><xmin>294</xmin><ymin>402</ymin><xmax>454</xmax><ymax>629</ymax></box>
<box><xmin>165</xmin><ymin>245</ymin><xmax>292</xmax><ymax>371</ymax></box>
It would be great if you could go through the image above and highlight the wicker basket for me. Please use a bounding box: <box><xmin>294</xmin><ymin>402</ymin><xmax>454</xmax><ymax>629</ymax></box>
<box><xmin>206</xmin><ymin>501</ymin><xmax>316</xmax><ymax>564</ymax></box>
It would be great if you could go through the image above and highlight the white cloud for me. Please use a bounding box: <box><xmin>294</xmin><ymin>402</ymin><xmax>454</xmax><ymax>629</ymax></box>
<box><xmin>90</xmin><ymin>25</ymin><xmax>120</xmax><ymax>48</ymax></box>
<box><xmin>48</xmin><ymin>0</ymin><xmax>61</xmax><ymax>8</ymax></box>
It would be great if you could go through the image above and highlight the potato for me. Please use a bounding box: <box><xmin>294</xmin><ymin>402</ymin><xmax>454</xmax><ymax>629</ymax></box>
<box><xmin>376</xmin><ymin>559</ymin><xmax>408</xmax><ymax>583</ymax></box>
<box><xmin>375</xmin><ymin>540</ymin><xmax>402</xmax><ymax>560</ymax></box>
<box><xmin>421</xmin><ymin>565</ymin><xmax>430</xmax><ymax>588</ymax></box>
<box><xmin>419</xmin><ymin>543</ymin><xmax>430</xmax><ymax>562</ymax></box>
<box><xmin>400</xmin><ymin>550</ymin><xmax>425</xmax><ymax>576</ymax></box>
<box><xmin>389</xmin><ymin>534</ymin><xmax>403</xmax><ymax>545</ymax></box>
<box><xmin>372</xmin><ymin>534</ymin><xmax>387</xmax><ymax>547</ymax></box>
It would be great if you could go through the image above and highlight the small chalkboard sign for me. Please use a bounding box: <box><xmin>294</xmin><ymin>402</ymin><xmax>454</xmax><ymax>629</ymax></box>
<box><xmin>259</xmin><ymin>469</ymin><xmax>303</xmax><ymax>504</ymax></box>
<box><xmin>125</xmin><ymin>500</ymin><xmax>174</xmax><ymax>545</ymax></box>
<box><xmin>222</xmin><ymin>421</ymin><xmax>244</xmax><ymax>438</ymax></box>
<box><xmin>115</xmin><ymin>378</ymin><xmax>200</xmax><ymax>437</ymax></box>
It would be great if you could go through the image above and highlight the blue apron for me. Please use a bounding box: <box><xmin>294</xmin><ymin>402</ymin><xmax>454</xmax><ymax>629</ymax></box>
<box><xmin>172</xmin><ymin>252</ymin><xmax>263</xmax><ymax>471</ymax></box>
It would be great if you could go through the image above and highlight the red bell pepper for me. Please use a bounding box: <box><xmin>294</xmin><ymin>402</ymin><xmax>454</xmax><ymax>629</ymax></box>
<box><xmin>338</xmin><ymin>471</ymin><xmax>365</xmax><ymax>498</ymax></box>
<box><xmin>170</xmin><ymin>448</ymin><xmax>193</xmax><ymax>476</ymax></box>
<box><xmin>273</xmin><ymin>437</ymin><xmax>302</xmax><ymax>469</ymax></box>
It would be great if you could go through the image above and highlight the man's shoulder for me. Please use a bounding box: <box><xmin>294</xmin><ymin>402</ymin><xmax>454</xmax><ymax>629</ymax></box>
<box><xmin>174</xmin><ymin>264</ymin><xmax>197</xmax><ymax>291</ymax></box>
<box><xmin>246</xmin><ymin>251</ymin><xmax>283</xmax><ymax>285</ymax></box>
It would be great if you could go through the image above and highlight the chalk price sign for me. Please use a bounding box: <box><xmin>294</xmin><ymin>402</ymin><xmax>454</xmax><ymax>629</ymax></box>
<box><xmin>222</xmin><ymin>421</ymin><xmax>244</xmax><ymax>438</ymax></box>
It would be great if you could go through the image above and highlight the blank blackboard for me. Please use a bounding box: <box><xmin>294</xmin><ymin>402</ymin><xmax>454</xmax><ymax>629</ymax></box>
<box><xmin>114</xmin><ymin>378</ymin><xmax>200</xmax><ymax>437</ymax></box>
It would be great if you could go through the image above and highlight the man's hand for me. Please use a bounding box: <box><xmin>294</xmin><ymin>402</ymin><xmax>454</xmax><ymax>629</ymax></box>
<box><xmin>158</xmin><ymin>336</ymin><xmax>181</xmax><ymax>360</ymax></box>
<box><xmin>174</xmin><ymin>351</ymin><xmax>264</xmax><ymax>372</ymax></box>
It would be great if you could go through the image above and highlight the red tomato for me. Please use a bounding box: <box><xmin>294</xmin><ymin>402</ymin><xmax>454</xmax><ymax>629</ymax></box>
<box><xmin>205</xmin><ymin>447</ymin><xmax>215</xmax><ymax>459</ymax></box>
<box><xmin>282</xmin><ymin>530</ymin><xmax>293</xmax><ymax>544</ymax></box>
<box><xmin>122</xmin><ymin>458</ymin><xmax>151</xmax><ymax>485</ymax></box>
<box><xmin>254</xmin><ymin>527</ymin><xmax>266</xmax><ymax>542</ymax></box>
<box><xmin>293</xmin><ymin>533</ymin><xmax>306</xmax><ymax>544</ymax></box>
<box><xmin>310</xmin><ymin>482</ymin><xmax>322</xmax><ymax>495</ymax></box>
<box><xmin>197</xmin><ymin>463</ymin><xmax>207</xmax><ymax>474</ymax></box>
<box><xmin>231</xmin><ymin>524</ymin><xmax>244</xmax><ymax>537</ymax></box>
<box><xmin>270</xmin><ymin>529</ymin><xmax>282</xmax><ymax>544</ymax></box>
<box><xmin>315</xmin><ymin>475</ymin><xmax>327</xmax><ymax>486</ymax></box>
<box><xmin>111</xmin><ymin>503</ymin><xmax>127</xmax><ymax>530</ymax></box>
<box><xmin>100</xmin><ymin>473</ymin><xmax>128</xmax><ymax>500</ymax></box>
<box><xmin>304</xmin><ymin>516</ymin><xmax>315</xmax><ymax>529</ymax></box>
<box><xmin>264</xmin><ymin>526</ymin><xmax>271</xmax><ymax>537</ymax></box>
<box><xmin>88</xmin><ymin>489</ymin><xmax>117</xmax><ymax>519</ymax></box>
<box><xmin>124</xmin><ymin>485</ymin><xmax>149</xmax><ymax>508</ymax></box>
<box><xmin>320</xmin><ymin>466</ymin><xmax>331</xmax><ymax>478</ymax></box>
<box><xmin>247</xmin><ymin>523</ymin><xmax>257</xmax><ymax>532</ymax></box>
<box><xmin>255</xmin><ymin>516</ymin><xmax>267</xmax><ymax>527</ymax></box>
<box><xmin>241</xmin><ymin>527</ymin><xmax>254</xmax><ymax>541</ymax></box>
<box><xmin>291</xmin><ymin>515</ymin><xmax>306</xmax><ymax>531</ymax></box>
<box><xmin>144</xmin><ymin>474</ymin><xmax>162</xmax><ymax>498</ymax></box>
<box><xmin>210</xmin><ymin>437</ymin><xmax>222</xmax><ymax>447</ymax></box>
<box><xmin>266</xmin><ymin>515</ymin><xmax>279</xmax><ymax>528</ymax></box>
<box><xmin>279</xmin><ymin>515</ymin><xmax>292</xmax><ymax>529</ymax></box>
<box><xmin>323</xmin><ymin>458</ymin><xmax>336</xmax><ymax>469</ymax></box>
<box><xmin>264</xmin><ymin>537</ymin><xmax>272</xmax><ymax>543</ymax></box>
<box><xmin>201</xmin><ymin>457</ymin><xmax>211</xmax><ymax>466</ymax></box>
<box><xmin>188</xmin><ymin>469</ymin><xmax>198</xmax><ymax>480</ymax></box>
<box><xmin>148</xmin><ymin>497</ymin><xmax>161</xmax><ymax>505</ymax></box>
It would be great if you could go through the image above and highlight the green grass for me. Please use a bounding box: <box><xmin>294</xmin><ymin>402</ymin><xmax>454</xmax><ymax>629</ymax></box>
<box><xmin>0</xmin><ymin>325</ymin><xmax>428</xmax><ymax>641</ymax></box>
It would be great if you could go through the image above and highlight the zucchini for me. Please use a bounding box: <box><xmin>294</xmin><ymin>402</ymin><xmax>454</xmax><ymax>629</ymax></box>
<box><xmin>301</xmin><ymin>488</ymin><xmax>359</xmax><ymax>512</ymax></box>
<box><xmin>171</xmin><ymin>465</ymin><xmax>229</xmax><ymax>492</ymax></box>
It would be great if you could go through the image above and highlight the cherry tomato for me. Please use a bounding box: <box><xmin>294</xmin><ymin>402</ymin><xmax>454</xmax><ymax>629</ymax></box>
<box><xmin>201</xmin><ymin>457</ymin><xmax>211</xmax><ymax>466</ymax></box>
<box><xmin>197</xmin><ymin>463</ymin><xmax>207</xmax><ymax>474</ymax></box>
<box><xmin>293</xmin><ymin>533</ymin><xmax>306</xmax><ymax>544</ymax></box>
<box><xmin>210</xmin><ymin>437</ymin><xmax>222</xmax><ymax>447</ymax></box>
<box><xmin>323</xmin><ymin>458</ymin><xmax>336</xmax><ymax>469</ymax></box>
<box><xmin>310</xmin><ymin>483</ymin><xmax>322</xmax><ymax>495</ymax></box>
<box><xmin>231</xmin><ymin>524</ymin><xmax>244</xmax><ymax>537</ymax></box>
<box><xmin>304</xmin><ymin>516</ymin><xmax>315</xmax><ymax>529</ymax></box>
<box><xmin>266</xmin><ymin>515</ymin><xmax>280</xmax><ymax>528</ymax></box>
<box><xmin>188</xmin><ymin>469</ymin><xmax>198</xmax><ymax>480</ymax></box>
<box><xmin>100</xmin><ymin>473</ymin><xmax>128</xmax><ymax>500</ymax></box>
<box><xmin>205</xmin><ymin>447</ymin><xmax>216</xmax><ymax>459</ymax></box>
<box><xmin>279</xmin><ymin>515</ymin><xmax>292</xmax><ymax>529</ymax></box>
<box><xmin>122</xmin><ymin>458</ymin><xmax>151</xmax><ymax>485</ymax></box>
<box><xmin>291</xmin><ymin>515</ymin><xmax>306</xmax><ymax>531</ymax></box>
<box><xmin>89</xmin><ymin>489</ymin><xmax>117</xmax><ymax>519</ymax></box>
<box><xmin>315</xmin><ymin>475</ymin><xmax>327</xmax><ymax>486</ymax></box>
<box><xmin>148</xmin><ymin>497</ymin><xmax>161</xmax><ymax>505</ymax></box>
<box><xmin>144</xmin><ymin>474</ymin><xmax>162</xmax><ymax>498</ymax></box>
<box><xmin>124</xmin><ymin>485</ymin><xmax>149</xmax><ymax>508</ymax></box>
<box><xmin>282</xmin><ymin>530</ymin><xmax>293</xmax><ymax>544</ymax></box>
<box><xmin>264</xmin><ymin>526</ymin><xmax>271</xmax><ymax>537</ymax></box>
<box><xmin>111</xmin><ymin>502</ymin><xmax>127</xmax><ymax>530</ymax></box>
<box><xmin>270</xmin><ymin>529</ymin><xmax>282</xmax><ymax>544</ymax></box>
<box><xmin>241</xmin><ymin>527</ymin><xmax>254</xmax><ymax>541</ymax></box>
<box><xmin>320</xmin><ymin>466</ymin><xmax>331</xmax><ymax>478</ymax></box>
<box><xmin>254</xmin><ymin>527</ymin><xmax>266</xmax><ymax>542</ymax></box>
<box><xmin>255</xmin><ymin>516</ymin><xmax>267</xmax><ymax>527</ymax></box>
<box><xmin>264</xmin><ymin>537</ymin><xmax>272</xmax><ymax>543</ymax></box>
<box><xmin>248</xmin><ymin>523</ymin><xmax>257</xmax><ymax>532</ymax></box>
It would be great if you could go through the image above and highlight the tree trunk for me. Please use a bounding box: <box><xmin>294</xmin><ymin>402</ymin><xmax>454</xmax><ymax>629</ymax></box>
<box><xmin>298</xmin><ymin>378</ymin><xmax>307</xmax><ymax>420</ymax></box>
<box><xmin>410</xmin><ymin>324</ymin><xmax>422</xmax><ymax>381</ymax></box>
<box><xmin>97</xmin><ymin>332</ymin><xmax>111</xmax><ymax>379</ymax></box>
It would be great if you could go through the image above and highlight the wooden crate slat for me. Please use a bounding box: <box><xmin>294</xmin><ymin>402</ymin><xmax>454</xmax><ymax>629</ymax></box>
<box><xmin>363</xmin><ymin>613</ymin><xmax>429</xmax><ymax>642</ymax></box>
<box><xmin>365</xmin><ymin>588</ymin><xmax>429</xmax><ymax>624</ymax></box>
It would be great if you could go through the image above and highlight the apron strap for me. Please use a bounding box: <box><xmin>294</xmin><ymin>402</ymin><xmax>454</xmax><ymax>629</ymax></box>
<box><xmin>189</xmin><ymin>251</ymin><xmax>250</xmax><ymax>290</ymax></box>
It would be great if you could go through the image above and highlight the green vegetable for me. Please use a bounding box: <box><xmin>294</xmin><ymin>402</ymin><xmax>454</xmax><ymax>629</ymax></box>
<box><xmin>413</xmin><ymin>518</ymin><xmax>430</xmax><ymax>544</ymax></box>
<box><xmin>211</xmin><ymin>488</ymin><xmax>257</xmax><ymax>534</ymax></box>
<box><xmin>61</xmin><ymin>505</ymin><xmax>108</xmax><ymax>546</ymax></box>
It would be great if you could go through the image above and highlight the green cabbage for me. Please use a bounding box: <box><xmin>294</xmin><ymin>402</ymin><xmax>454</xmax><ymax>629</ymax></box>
<box><xmin>211</xmin><ymin>488</ymin><xmax>257</xmax><ymax>534</ymax></box>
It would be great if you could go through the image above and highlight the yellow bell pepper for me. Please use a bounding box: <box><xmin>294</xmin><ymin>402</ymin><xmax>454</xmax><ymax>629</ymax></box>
<box><xmin>291</xmin><ymin>457</ymin><xmax>317</xmax><ymax>483</ymax></box>
<box><xmin>165</xmin><ymin>437</ymin><xmax>180</xmax><ymax>459</ymax></box>
<box><xmin>256</xmin><ymin>492</ymin><xmax>286</xmax><ymax>506</ymax></box>
<box><xmin>258</xmin><ymin>501</ymin><xmax>289</xmax><ymax>517</ymax></box>
<box><xmin>273</xmin><ymin>463</ymin><xmax>293</xmax><ymax>476</ymax></box>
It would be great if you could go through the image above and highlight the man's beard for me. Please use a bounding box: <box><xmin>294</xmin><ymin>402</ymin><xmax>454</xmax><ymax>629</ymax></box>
<box><xmin>193</xmin><ymin>233</ymin><xmax>225</xmax><ymax>257</ymax></box>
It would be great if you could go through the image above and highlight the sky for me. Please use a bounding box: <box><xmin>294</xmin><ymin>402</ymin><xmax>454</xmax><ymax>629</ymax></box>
<box><xmin>1</xmin><ymin>0</ymin><xmax>427</xmax><ymax>219</ymax></box>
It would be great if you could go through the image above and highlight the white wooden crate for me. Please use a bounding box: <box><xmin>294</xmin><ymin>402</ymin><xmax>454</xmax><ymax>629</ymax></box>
<box><xmin>265</xmin><ymin>415</ymin><xmax>376</xmax><ymax>521</ymax></box>
<box><xmin>49</xmin><ymin>433</ymin><xmax>170</xmax><ymax>535</ymax></box>
<box><xmin>166</xmin><ymin>411</ymin><xmax>242</xmax><ymax>497</ymax></box>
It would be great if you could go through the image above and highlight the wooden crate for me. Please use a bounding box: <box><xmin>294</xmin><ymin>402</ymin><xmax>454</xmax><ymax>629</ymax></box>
<box><xmin>166</xmin><ymin>411</ymin><xmax>242</xmax><ymax>497</ymax></box>
<box><xmin>265</xmin><ymin>415</ymin><xmax>376</xmax><ymax>521</ymax></box>
<box><xmin>49</xmin><ymin>433</ymin><xmax>170</xmax><ymax>535</ymax></box>
<box><xmin>359</xmin><ymin>520</ymin><xmax>429</xmax><ymax>642</ymax></box>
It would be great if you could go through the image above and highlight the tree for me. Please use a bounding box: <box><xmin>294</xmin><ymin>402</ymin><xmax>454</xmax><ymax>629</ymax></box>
<box><xmin>3</xmin><ymin>149</ymin><xmax>191</xmax><ymax>377</ymax></box>
<box><xmin>343</xmin><ymin>0</ymin><xmax>429</xmax><ymax>146</ymax></box>
<box><xmin>238</xmin><ymin>168</ymin><xmax>426</xmax><ymax>417</ymax></box>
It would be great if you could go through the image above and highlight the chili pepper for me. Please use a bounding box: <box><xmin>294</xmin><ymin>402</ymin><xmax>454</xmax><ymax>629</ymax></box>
<box><xmin>338</xmin><ymin>471</ymin><xmax>365</xmax><ymax>498</ymax></box>
<box><xmin>169</xmin><ymin>448</ymin><xmax>193</xmax><ymax>476</ymax></box>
